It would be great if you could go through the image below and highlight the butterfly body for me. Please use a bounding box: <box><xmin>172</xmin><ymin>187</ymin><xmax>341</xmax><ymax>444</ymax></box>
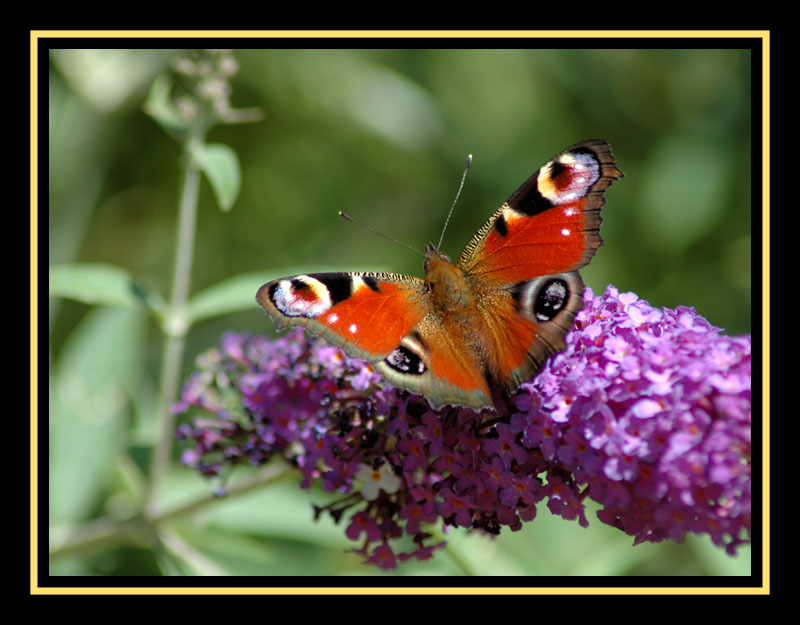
<box><xmin>258</xmin><ymin>140</ymin><xmax>623</xmax><ymax>411</ymax></box>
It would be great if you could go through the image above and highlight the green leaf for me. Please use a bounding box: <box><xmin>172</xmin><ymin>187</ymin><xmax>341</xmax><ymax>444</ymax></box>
<box><xmin>195</xmin><ymin>143</ymin><xmax>241</xmax><ymax>211</ymax></box>
<box><xmin>143</xmin><ymin>73</ymin><xmax>190</xmax><ymax>139</ymax></box>
<box><xmin>186</xmin><ymin>271</ymin><xmax>273</xmax><ymax>323</ymax></box>
<box><xmin>49</xmin><ymin>263</ymin><xmax>166</xmax><ymax>316</ymax></box>
<box><xmin>50</xmin><ymin>306</ymin><xmax>146</xmax><ymax>525</ymax></box>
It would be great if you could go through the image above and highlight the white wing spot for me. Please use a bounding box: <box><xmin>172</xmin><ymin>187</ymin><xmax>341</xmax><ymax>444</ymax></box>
<box><xmin>349</xmin><ymin>323</ymin><xmax>358</xmax><ymax>334</ymax></box>
<box><xmin>561</xmin><ymin>228</ymin><xmax>571</xmax><ymax>237</ymax></box>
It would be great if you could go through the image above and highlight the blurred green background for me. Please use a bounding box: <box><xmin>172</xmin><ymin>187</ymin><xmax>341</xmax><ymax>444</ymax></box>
<box><xmin>48</xmin><ymin>47</ymin><xmax>752</xmax><ymax>578</ymax></box>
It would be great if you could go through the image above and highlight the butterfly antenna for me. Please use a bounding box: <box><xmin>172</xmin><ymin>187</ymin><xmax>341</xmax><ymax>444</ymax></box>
<box><xmin>338</xmin><ymin>211</ymin><xmax>425</xmax><ymax>257</ymax></box>
<box><xmin>437</xmin><ymin>153</ymin><xmax>473</xmax><ymax>251</ymax></box>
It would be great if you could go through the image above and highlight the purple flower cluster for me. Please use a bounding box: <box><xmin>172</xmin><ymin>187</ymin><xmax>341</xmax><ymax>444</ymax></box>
<box><xmin>175</xmin><ymin>285</ymin><xmax>751</xmax><ymax>568</ymax></box>
<box><xmin>516</xmin><ymin>286</ymin><xmax>751</xmax><ymax>554</ymax></box>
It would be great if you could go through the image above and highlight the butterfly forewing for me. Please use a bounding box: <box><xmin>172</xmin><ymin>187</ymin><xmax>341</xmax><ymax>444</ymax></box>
<box><xmin>458</xmin><ymin>140</ymin><xmax>623</xmax><ymax>284</ymax></box>
<box><xmin>257</xmin><ymin>272</ymin><xmax>428</xmax><ymax>361</ymax></box>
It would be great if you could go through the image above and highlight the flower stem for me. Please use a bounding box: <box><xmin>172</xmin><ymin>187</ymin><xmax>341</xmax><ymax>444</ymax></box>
<box><xmin>50</xmin><ymin>464</ymin><xmax>292</xmax><ymax>561</ymax></box>
<box><xmin>144</xmin><ymin>138</ymin><xmax>203</xmax><ymax>518</ymax></box>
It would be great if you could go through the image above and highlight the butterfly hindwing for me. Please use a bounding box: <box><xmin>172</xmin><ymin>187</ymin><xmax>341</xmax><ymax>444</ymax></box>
<box><xmin>495</xmin><ymin>271</ymin><xmax>586</xmax><ymax>389</ymax></box>
<box><xmin>375</xmin><ymin>316</ymin><xmax>493</xmax><ymax>410</ymax></box>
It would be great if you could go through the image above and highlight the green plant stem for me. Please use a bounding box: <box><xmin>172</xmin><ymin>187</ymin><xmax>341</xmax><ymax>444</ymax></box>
<box><xmin>144</xmin><ymin>139</ymin><xmax>203</xmax><ymax>519</ymax></box>
<box><xmin>50</xmin><ymin>464</ymin><xmax>293</xmax><ymax>562</ymax></box>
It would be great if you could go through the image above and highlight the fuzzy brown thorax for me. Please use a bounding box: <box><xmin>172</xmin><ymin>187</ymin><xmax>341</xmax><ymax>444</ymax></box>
<box><xmin>424</xmin><ymin>248</ymin><xmax>473</xmax><ymax>313</ymax></box>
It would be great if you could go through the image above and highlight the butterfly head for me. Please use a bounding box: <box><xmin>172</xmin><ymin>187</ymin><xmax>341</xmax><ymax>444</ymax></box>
<box><xmin>423</xmin><ymin>242</ymin><xmax>453</xmax><ymax>279</ymax></box>
<box><xmin>423</xmin><ymin>241</ymin><xmax>451</xmax><ymax>266</ymax></box>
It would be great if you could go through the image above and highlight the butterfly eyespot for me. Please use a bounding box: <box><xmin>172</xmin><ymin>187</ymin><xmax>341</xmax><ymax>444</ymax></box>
<box><xmin>270</xmin><ymin>277</ymin><xmax>333</xmax><ymax>318</ymax></box>
<box><xmin>512</xmin><ymin>275</ymin><xmax>578</xmax><ymax>324</ymax></box>
<box><xmin>534</xmin><ymin>279</ymin><xmax>569</xmax><ymax>321</ymax></box>
<box><xmin>385</xmin><ymin>345</ymin><xmax>427</xmax><ymax>376</ymax></box>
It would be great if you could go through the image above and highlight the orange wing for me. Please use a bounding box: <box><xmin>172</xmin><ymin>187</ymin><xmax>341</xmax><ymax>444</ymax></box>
<box><xmin>257</xmin><ymin>272</ymin><xmax>427</xmax><ymax>361</ymax></box>
<box><xmin>457</xmin><ymin>140</ymin><xmax>623</xmax><ymax>392</ymax></box>
<box><xmin>459</xmin><ymin>140</ymin><xmax>623</xmax><ymax>284</ymax></box>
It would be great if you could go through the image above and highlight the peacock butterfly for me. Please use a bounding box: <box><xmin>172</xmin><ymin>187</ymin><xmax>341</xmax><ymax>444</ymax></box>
<box><xmin>257</xmin><ymin>140</ymin><xmax>623</xmax><ymax>411</ymax></box>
